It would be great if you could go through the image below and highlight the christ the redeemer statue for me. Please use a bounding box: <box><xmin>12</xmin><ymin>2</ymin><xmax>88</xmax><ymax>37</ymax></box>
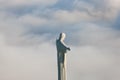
<box><xmin>56</xmin><ymin>33</ymin><xmax>70</xmax><ymax>80</ymax></box>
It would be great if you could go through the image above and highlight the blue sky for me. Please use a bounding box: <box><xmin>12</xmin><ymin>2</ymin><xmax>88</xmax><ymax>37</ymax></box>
<box><xmin>0</xmin><ymin>0</ymin><xmax>120</xmax><ymax>80</ymax></box>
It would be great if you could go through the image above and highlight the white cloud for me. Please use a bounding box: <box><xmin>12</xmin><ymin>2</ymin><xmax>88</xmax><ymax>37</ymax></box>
<box><xmin>54</xmin><ymin>10</ymin><xmax>94</xmax><ymax>24</ymax></box>
<box><xmin>18</xmin><ymin>14</ymin><xmax>48</xmax><ymax>26</ymax></box>
<box><xmin>52</xmin><ymin>0</ymin><xmax>120</xmax><ymax>24</ymax></box>
<box><xmin>0</xmin><ymin>0</ymin><xmax>58</xmax><ymax>9</ymax></box>
<box><xmin>70</xmin><ymin>23</ymin><xmax>120</xmax><ymax>49</ymax></box>
<box><xmin>0</xmin><ymin>0</ymin><xmax>120</xmax><ymax>80</ymax></box>
<box><xmin>109</xmin><ymin>0</ymin><xmax>120</xmax><ymax>9</ymax></box>
<box><xmin>86</xmin><ymin>25</ymin><xmax>120</xmax><ymax>45</ymax></box>
<box><xmin>0</xmin><ymin>34</ymin><xmax>57</xmax><ymax>80</ymax></box>
<box><xmin>68</xmin><ymin>42</ymin><xmax>120</xmax><ymax>80</ymax></box>
<box><xmin>1</xmin><ymin>25</ymin><xmax>120</xmax><ymax>80</ymax></box>
<box><xmin>73</xmin><ymin>0</ymin><xmax>120</xmax><ymax>21</ymax></box>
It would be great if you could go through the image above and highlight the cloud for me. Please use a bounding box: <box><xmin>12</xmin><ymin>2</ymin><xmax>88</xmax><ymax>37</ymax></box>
<box><xmin>73</xmin><ymin>0</ymin><xmax>119</xmax><ymax>21</ymax></box>
<box><xmin>58</xmin><ymin>22</ymin><xmax>120</xmax><ymax>52</ymax></box>
<box><xmin>112</xmin><ymin>12</ymin><xmax>120</xmax><ymax>29</ymax></box>
<box><xmin>0</xmin><ymin>0</ymin><xmax>120</xmax><ymax>47</ymax></box>
<box><xmin>109</xmin><ymin>0</ymin><xmax>120</xmax><ymax>9</ymax></box>
<box><xmin>68</xmin><ymin>46</ymin><xmax>118</xmax><ymax>80</ymax></box>
<box><xmin>1</xmin><ymin>24</ymin><xmax>120</xmax><ymax>80</ymax></box>
<box><xmin>0</xmin><ymin>0</ymin><xmax>120</xmax><ymax>80</ymax></box>
<box><xmin>0</xmin><ymin>34</ymin><xmax>57</xmax><ymax>80</ymax></box>
<box><xmin>53</xmin><ymin>10</ymin><xmax>94</xmax><ymax>24</ymax></box>
<box><xmin>18</xmin><ymin>14</ymin><xmax>49</xmax><ymax>26</ymax></box>
<box><xmin>0</xmin><ymin>0</ymin><xmax>58</xmax><ymax>9</ymax></box>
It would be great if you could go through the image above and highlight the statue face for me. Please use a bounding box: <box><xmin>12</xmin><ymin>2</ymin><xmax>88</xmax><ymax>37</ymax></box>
<box><xmin>59</xmin><ymin>33</ymin><xmax>66</xmax><ymax>41</ymax></box>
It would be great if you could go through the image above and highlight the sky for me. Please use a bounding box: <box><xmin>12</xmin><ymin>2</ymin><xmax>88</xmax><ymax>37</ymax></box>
<box><xmin>0</xmin><ymin>0</ymin><xmax>120</xmax><ymax>80</ymax></box>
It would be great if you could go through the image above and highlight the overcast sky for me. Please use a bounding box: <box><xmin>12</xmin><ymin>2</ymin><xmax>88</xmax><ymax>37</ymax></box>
<box><xmin>0</xmin><ymin>0</ymin><xmax>120</xmax><ymax>80</ymax></box>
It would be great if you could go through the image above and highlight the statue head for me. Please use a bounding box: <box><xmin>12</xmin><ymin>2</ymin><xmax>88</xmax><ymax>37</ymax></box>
<box><xmin>59</xmin><ymin>33</ymin><xmax>66</xmax><ymax>41</ymax></box>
